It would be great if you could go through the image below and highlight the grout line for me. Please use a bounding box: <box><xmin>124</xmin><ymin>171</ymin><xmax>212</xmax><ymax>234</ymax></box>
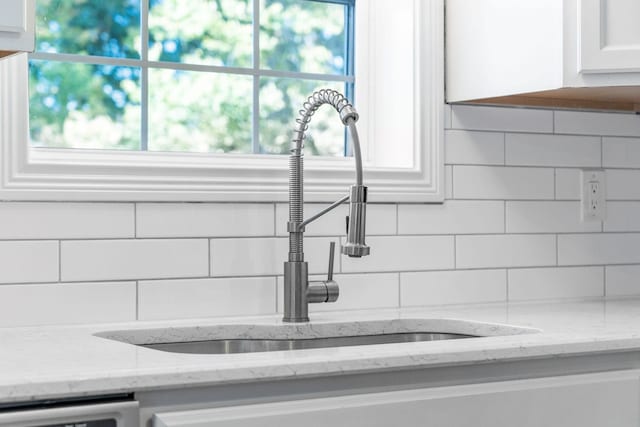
<box><xmin>442</xmin><ymin>126</ymin><xmax>635</xmax><ymax>139</ymax></box>
<box><xmin>452</xmin><ymin>163</ymin><xmax>604</xmax><ymax>170</ymax></box>
<box><xmin>6</xmin><ymin>229</ymin><xmax>639</xmax><ymax>243</ymax></box>
<box><xmin>4</xmin><ymin>264</ymin><xmax>640</xmax><ymax>288</ymax></box>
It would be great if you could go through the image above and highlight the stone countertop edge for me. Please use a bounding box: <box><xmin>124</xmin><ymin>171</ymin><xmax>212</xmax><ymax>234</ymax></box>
<box><xmin>3</xmin><ymin>297</ymin><xmax>640</xmax><ymax>404</ymax></box>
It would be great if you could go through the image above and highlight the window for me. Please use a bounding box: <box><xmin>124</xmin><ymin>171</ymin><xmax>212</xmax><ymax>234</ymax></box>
<box><xmin>29</xmin><ymin>0</ymin><xmax>355</xmax><ymax>156</ymax></box>
<box><xmin>0</xmin><ymin>0</ymin><xmax>444</xmax><ymax>202</ymax></box>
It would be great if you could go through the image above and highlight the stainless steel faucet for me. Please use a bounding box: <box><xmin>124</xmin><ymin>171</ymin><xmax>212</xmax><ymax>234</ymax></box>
<box><xmin>283</xmin><ymin>89</ymin><xmax>370</xmax><ymax>323</ymax></box>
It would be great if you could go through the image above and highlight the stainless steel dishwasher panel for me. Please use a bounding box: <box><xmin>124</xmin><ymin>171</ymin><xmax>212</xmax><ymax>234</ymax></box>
<box><xmin>0</xmin><ymin>401</ymin><xmax>139</xmax><ymax>427</ymax></box>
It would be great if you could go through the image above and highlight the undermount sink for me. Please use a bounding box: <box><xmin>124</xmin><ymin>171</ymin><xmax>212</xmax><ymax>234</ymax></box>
<box><xmin>139</xmin><ymin>332</ymin><xmax>474</xmax><ymax>355</ymax></box>
<box><xmin>96</xmin><ymin>319</ymin><xmax>538</xmax><ymax>355</ymax></box>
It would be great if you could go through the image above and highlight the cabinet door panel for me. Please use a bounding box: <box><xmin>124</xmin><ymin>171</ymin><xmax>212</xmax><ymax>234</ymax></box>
<box><xmin>580</xmin><ymin>0</ymin><xmax>640</xmax><ymax>73</ymax></box>
<box><xmin>0</xmin><ymin>0</ymin><xmax>34</xmax><ymax>55</ymax></box>
<box><xmin>0</xmin><ymin>0</ymin><xmax>26</xmax><ymax>33</ymax></box>
<box><xmin>154</xmin><ymin>372</ymin><xmax>640</xmax><ymax>427</ymax></box>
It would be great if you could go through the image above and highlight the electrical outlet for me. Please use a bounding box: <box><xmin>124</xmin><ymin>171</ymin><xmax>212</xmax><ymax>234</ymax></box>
<box><xmin>581</xmin><ymin>169</ymin><xmax>606</xmax><ymax>222</ymax></box>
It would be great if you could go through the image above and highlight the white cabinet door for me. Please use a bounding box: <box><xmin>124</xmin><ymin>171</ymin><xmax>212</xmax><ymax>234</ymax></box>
<box><xmin>153</xmin><ymin>371</ymin><xmax>640</xmax><ymax>427</ymax></box>
<box><xmin>0</xmin><ymin>0</ymin><xmax>34</xmax><ymax>55</ymax></box>
<box><xmin>580</xmin><ymin>0</ymin><xmax>640</xmax><ymax>73</ymax></box>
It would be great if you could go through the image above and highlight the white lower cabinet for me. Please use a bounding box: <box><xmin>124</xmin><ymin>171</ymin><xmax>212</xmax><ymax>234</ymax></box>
<box><xmin>153</xmin><ymin>371</ymin><xmax>640</xmax><ymax>427</ymax></box>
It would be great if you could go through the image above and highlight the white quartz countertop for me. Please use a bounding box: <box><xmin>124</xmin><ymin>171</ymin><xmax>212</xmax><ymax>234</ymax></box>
<box><xmin>5</xmin><ymin>298</ymin><xmax>640</xmax><ymax>404</ymax></box>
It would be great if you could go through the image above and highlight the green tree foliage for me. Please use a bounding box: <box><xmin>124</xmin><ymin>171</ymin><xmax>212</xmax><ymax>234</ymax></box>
<box><xmin>29</xmin><ymin>0</ymin><xmax>350</xmax><ymax>155</ymax></box>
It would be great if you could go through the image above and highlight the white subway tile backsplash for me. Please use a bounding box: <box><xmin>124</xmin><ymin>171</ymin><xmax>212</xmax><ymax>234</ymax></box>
<box><xmin>508</xmin><ymin>267</ymin><xmax>603</xmax><ymax>301</ymax></box>
<box><xmin>555</xmin><ymin>111</ymin><xmax>640</xmax><ymax>137</ymax></box>
<box><xmin>555</xmin><ymin>169</ymin><xmax>581</xmax><ymax>200</ymax></box>
<box><xmin>453</xmin><ymin>166</ymin><xmax>555</xmax><ymax>200</ymax></box>
<box><xmin>0</xmin><ymin>241</ymin><xmax>58</xmax><ymax>284</ymax></box>
<box><xmin>276</xmin><ymin>273</ymin><xmax>399</xmax><ymax>313</ymax></box>
<box><xmin>275</xmin><ymin>204</ymin><xmax>396</xmax><ymax>237</ymax></box>
<box><xmin>607</xmin><ymin>169</ymin><xmax>640</xmax><ymax>200</ymax></box>
<box><xmin>452</xmin><ymin>105</ymin><xmax>553</xmax><ymax>133</ymax></box>
<box><xmin>445</xmin><ymin>130</ymin><xmax>504</xmax><ymax>165</ymax></box>
<box><xmin>341</xmin><ymin>236</ymin><xmax>454</xmax><ymax>273</ymax></box>
<box><xmin>400</xmin><ymin>269</ymin><xmax>506</xmax><ymax>307</ymax></box>
<box><xmin>61</xmin><ymin>239</ymin><xmax>209</xmax><ymax>281</ymax></box>
<box><xmin>139</xmin><ymin>277</ymin><xmax>276</xmax><ymax>320</ymax></box>
<box><xmin>604</xmin><ymin>202</ymin><xmax>640</xmax><ymax>232</ymax></box>
<box><xmin>0</xmin><ymin>203</ymin><xmax>133</xmax><ymax>239</ymax></box>
<box><xmin>398</xmin><ymin>201</ymin><xmax>504</xmax><ymax>235</ymax></box>
<box><xmin>210</xmin><ymin>237</ymin><xmax>334</xmax><ymax>277</ymax></box>
<box><xmin>137</xmin><ymin>203</ymin><xmax>274</xmax><ymax>238</ymax></box>
<box><xmin>210</xmin><ymin>238</ymin><xmax>277</xmax><ymax>277</ymax></box>
<box><xmin>456</xmin><ymin>235</ymin><xmax>556</xmax><ymax>269</ymax></box>
<box><xmin>506</xmin><ymin>201</ymin><xmax>600</xmax><ymax>233</ymax></box>
<box><xmin>603</xmin><ymin>137</ymin><xmax>640</xmax><ymax>168</ymax></box>
<box><xmin>605</xmin><ymin>265</ymin><xmax>640</xmax><ymax>296</ymax></box>
<box><xmin>0</xmin><ymin>282</ymin><xmax>135</xmax><ymax>327</ymax></box>
<box><xmin>505</xmin><ymin>134</ymin><xmax>601</xmax><ymax>167</ymax></box>
<box><xmin>558</xmin><ymin>234</ymin><xmax>640</xmax><ymax>265</ymax></box>
<box><xmin>4</xmin><ymin>104</ymin><xmax>640</xmax><ymax>328</ymax></box>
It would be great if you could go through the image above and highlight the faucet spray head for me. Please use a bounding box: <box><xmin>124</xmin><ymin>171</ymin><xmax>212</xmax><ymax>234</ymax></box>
<box><xmin>341</xmin><ymin>185</ymin><xmax>370</xmax><ymax>258</ymax></box>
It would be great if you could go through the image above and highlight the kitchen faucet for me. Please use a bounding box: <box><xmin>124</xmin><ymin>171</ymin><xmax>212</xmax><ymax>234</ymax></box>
<box><xmin>283</xmin><ymin>89</ymin><xmax>370</xmax><ymax>323</ymax></box>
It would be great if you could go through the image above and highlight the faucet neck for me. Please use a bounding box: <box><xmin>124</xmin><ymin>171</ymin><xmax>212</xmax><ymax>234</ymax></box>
<box><xmin>283</xmin><ymin>89</ymin><xmax>368</xmax><ymax>323</ymax></box>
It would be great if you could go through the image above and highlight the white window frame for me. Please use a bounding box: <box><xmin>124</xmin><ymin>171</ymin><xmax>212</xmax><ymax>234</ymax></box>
<box><xmin>0</xmin><ymin>0</ymin><xmax>444</xmax><ymax>203</ymax></box>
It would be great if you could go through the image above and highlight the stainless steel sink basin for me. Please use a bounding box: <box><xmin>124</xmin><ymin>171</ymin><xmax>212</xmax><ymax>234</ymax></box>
<box><xmin>140</xmin><ymin>332</ymin><xmax>475</xmax><ymax>355</ymax></box>
<box><xmin>96</xmin><ymin>318</ymin><xmax>539</xmax><ymax>355</ymax></box>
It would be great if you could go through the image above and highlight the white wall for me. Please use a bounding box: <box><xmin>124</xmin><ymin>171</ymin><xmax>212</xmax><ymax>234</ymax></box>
<box><xmin>2</xmin><ymin>104</ymin><xmax>640</xmax><ymax>327</ymax></box>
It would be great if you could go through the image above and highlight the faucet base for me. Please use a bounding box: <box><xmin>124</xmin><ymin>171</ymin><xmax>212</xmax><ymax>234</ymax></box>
<box><xmin>283</xmin><ymin>261</ymin><xmax>309</xmax><ymax>323</ymax></box>
<box><xmin>282</xmin><ymin>316</ymin><xmax>310</xmax><ymax>323</ymax></box>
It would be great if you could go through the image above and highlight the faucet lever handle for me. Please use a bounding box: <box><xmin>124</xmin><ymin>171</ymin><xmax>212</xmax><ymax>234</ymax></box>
<box><xmin>327</xmin><ymin>241</ymin><xmax>336</xmax><ymax>281</ymax></box>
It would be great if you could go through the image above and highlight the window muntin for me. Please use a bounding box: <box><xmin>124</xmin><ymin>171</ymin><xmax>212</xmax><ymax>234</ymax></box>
<box><xmin>28</xmin><ymin>0</ymin><xmax>355</xmax><ymax>155</ymax></box>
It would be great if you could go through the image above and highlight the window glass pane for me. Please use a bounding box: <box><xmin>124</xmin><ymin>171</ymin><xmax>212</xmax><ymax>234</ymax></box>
<box><xmin>35</xmin><ymin>0</ymin><xmax>141</xmax><ymax>58</ymax></box>
<box><xmin>148</xmin><ymin>69</ymin><xmax>253</xmax><ymax>153</ymax></box>
<box><xmin>259</xmin><ymin>78</ymin><xmax>346</xmax><ymax>156</ymax></box>
<box><xmin>260</xmin><ymin>0</ymin><xmax>347</xmax><ymax>75</ymax></box>
<box><xmin>149</xmin><ymin>0</ymin><xmax>252</xmax><ymax>67</ymax></box>
<box><xmin>29</xmin><ymin>60</ymin><xmax>141</xmax><ymax>149</ymax></box>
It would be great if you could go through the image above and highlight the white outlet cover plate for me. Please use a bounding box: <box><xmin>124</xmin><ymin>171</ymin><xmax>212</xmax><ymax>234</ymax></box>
<box><xmin>581</xmin><ymin>169</ymin><xmax>606</xmax><ymax>222</ymax></box>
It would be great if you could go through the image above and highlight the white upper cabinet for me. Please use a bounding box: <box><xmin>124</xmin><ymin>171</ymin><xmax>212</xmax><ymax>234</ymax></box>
<box><xmin>0</xmin><ymin>0</ymin><xmax>35</xmax><ymax>58</ymax></box>
<box><xmin>447</xmin><ymin>0</ymin><xmax>640</xmax><ymax>112</ymax></box>
<box><xmin>580</xmin><ymin>0</ymin><xmax>640</xmax><ymax>73</ymax></box>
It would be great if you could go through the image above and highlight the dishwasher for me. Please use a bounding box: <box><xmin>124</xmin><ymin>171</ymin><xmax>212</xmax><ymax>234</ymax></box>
<box><xmin>0</xmin><ymin>395</ymin><xmax>139</xmax><ymax>427</ymax></box>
